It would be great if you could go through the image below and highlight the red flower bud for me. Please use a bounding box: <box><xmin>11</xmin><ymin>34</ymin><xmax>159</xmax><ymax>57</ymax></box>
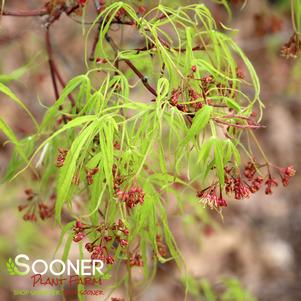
<box><xmin>73</xmin><ymin>232</ymin><xmax>85</xmax><ymax>242</ymax></box>
<box><xmin>120</xmin><ymin>239</ymin><xmax>128</xmax><ymax>247</ymax></box>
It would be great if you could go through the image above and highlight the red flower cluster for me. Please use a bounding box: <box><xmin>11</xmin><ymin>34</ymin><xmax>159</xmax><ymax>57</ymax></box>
<box><xmin>73</xmin><ymin>219</ymin><xmax>129</xmax><ymax>265</ymax></box>
<box><xmin>116</xmin><ymin>186</ymin><xmax>145</xmax><ymax>209</ymax></box>
<box><xmin>197</xmin><ymin>186</ymin><xmax>228</xmax><ymax>209</ymax></box>
<box><xmin>18</xmin><ymin>189</ymin><xmax>55</xmax><ymax>221</ymax></box>
<box><xmin>236</xmin><ymin>67</ymin><xmax>245</xmax><ymax>79</ymax></box>
<box><xmin>115</xmin><ymin>7</ymin><xmax>126</xmax><ymax>18</ymax></box>
<box><xmin>170</xmin><ymin>89</ymin><xmax>179</xmax><ymax>106</ymax></box>
<box><xmin>113</xmin><ymin>165</ymin><xmax>145</xmax><ymax>209</ymax></box>
<box><xmin>281</xmin><ymin>33</ymin><xmax>301</xmax><ymax>59</ymax></box>
<box><xmin>112</xmin><ymin>164</ymin><xmax>124</xmax><ymax>191</ymax></box>
<box><xmin>77</xmin><ymin>0</ymin><xmax>87</xmax><ymax>6</ymax></box>
<box><xmin>96</xmin><ymin>57</ymin><xmax>107</xmax><ymax>64</ymax></box>
<box><xmin>188</xmin><ymin>89</ymin><xmax>203</xmax><ymax>110</ymax></box>
<box><xmin>130</xmin><ymin>253</ymin><xmax>143</xmax><ymax>267</ymax></box>
<box><xmin>138</xmin><ymin>6</ymin><xmax>146</xmax><ymax>15</ymax></box>
<box><xmin>170</xmin><ymin>88</ymin><xmax>189</xmax><ymax>113</ymax></box>
<box><xmin>224</xmin><ymin>175</ymin><xmax>251</xmax><ymax>200</ymax></box>
<box><xmin>244</xmin><ymin>161</ymin><xmax>256</xmax><ymax>179</ymax></box>
<box><xmin>250</xmin><ymin>176</ymin><xmax>264</xmax><ymax>193</ymax></box>
<box><xmin>201</xmin><ymin>75</ymin><xmax>213</xmax><ymax>87</ymax></box>
<box><xmin>280</xmin><ymin>165</ymin><xmax>296</xmax><ymax>186</ymax></box>
<box><xmin>198</xmin><ymin>161</ymin><xmax>295</xmax><ymax>208</ymax></box>
<box><xmin>86</xmin><ymin>167</ymin><xmax>99</xmax><ymax>185</ymax></box>
<box><xmin>156</xmin><ymin>235</ymin><xmax>168</xmax><ymax>258</ymax></box>
<box><xmin>56</xmin><ymin>148</ymin><xmax>68</xmax><ymax>168</ymax></box>
<box><xmin>265</xmin><ymin>176</ymin><xmax>278</xmax><ymax>195</ymax></box>
<box><xmin>254</xmin><ymin>13</ymin><xmax>283</xmax><ymax>37</ymax></box>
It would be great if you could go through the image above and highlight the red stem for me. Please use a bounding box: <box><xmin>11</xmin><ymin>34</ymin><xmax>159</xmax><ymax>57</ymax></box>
<box><xmin>213</xmin><ymin>118</ymin><xmax>264</xmax><ymax>129</ymax></box>
<box><xmin>106</xmin><ymin>34</ymin><xmax>158</xmax><ymax>97</ymax></box>
<box><xmin>45</xmin><ymin>28</ymin><xmax>59</xmax><ymax>101</ymax></box>
<box><xmin>52</xmin><ymin>62</ymin><xmax>76</xmax><ymax>107</ymax></box>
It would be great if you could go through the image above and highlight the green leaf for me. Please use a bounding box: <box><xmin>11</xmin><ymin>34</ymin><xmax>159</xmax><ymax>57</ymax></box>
<box><xmin>55</xmin><ymin>120</ymin><xmax>99</xmax><ymax>224</ymax></box>
<box><xmin>0</xmin><ymin>82</ymin><xmax>38</xmax><ymax>129</ymax></box>
<box><xmin>62</xmin><ymin>232</ymin><xmax>74</xmax><ymax>262</ymax></box>
<box><xmin>0</xmin><ymin>118</ymin><xmax>27</xmax><ymax>162</ymax></box>
<box><xmin>3</xmin><ymin>136</ymin><xmax>35</xmax><ymax>182</ymax></box>
<box><xmin>53</xmin><ymin>221</ymin><xmax>75</xmax><ymax>258</ymax></box>
<box><xmin>225</xmin><ymin>98</ymin><xmax>241</xmax><ymax>112</ymax></box>
<box><xmin>180</xmin><ymin>105</ymin><xmax>212</xmax><ymax>147</ymax></box>
<box><xmin>6</xmin><ymin>258</ymin><xmax>25</xmax><ymax>276</ymax></box>
<box><xmin>6</xmin><ymin>258</ymin><xmax>16</xmax><ymax>276</ymax></box>
<box><xmin>41</xmin><ymin>75</ymin><xmax>86</xmax><ymax>129</ymax></box>
<box><xmin>200</xmin><ymin>279</ymin><xmax>216</xmax><ymax>301</ymax></box>
<box><xmin>198</xmin><ymin>137</ymin><xmax>214</xmax><ymax>165</ymax></box>
<box><xmin>230</xmin><ymin>140</ymin><xmax>241</xmax><ymax>167</ymax></box>
<box><xmin>10</xmin><ymin>115</ymin><xmax>96</xmax><ymax>181</ymax></box>
<box><xmin>0</xmin><ymin>55</ymin><xmax>38</xmax><ymax>83</ymax></box>
<box><xmin>222</xmin><ymin>278</ymin><xmax>256</xmax><ymax>301</ymax></box>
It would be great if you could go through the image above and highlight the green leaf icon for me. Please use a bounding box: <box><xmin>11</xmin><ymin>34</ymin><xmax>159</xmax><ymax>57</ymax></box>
<box><xmin>6</xmin><ymin>258</ymin><xmax>25</xmax><ymax>276</ymax></box>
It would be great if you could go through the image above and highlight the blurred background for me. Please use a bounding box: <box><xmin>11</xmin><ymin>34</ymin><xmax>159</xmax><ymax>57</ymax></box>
<box><xmin>0</xmin><ymin>0</ymin><xmax>300</xmax><ymax>300</ymax></box>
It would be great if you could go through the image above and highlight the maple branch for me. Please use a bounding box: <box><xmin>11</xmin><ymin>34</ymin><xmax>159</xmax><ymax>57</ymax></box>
<box><xmin>105</xmin><ymin>34</ymin><xmax>158</xmax><ymax>97</ymax></box>
<box><xmin>0</xmin><ymin>8</ymin><xmax>48</xmax><ymax>17</ymax></box>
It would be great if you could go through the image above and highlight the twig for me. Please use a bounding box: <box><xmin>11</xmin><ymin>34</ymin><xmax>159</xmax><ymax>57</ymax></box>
<box><xmin>0</xmin><ymin>8</ymin><xmax>48</xmax><ymax>17</ymax></box>
<box><xmin>45</xmin><ymin>28</ymin><xmax>59</xmax><ymax>101</ymax></box>
<box><xmin>89</xmin><ymin>23</ymin><xmax>102</xmax><ymax>61</ymax></box>
<box><xmin>52</xmin><ymin>62</ymin><xmax>76</xmax><ymax>107</ymax></box>
<box><xmin>213</xmin><ymin>118</ymin><xmax>265</xmax><ymax>129</ymax></box>
<box><xmin>132</xmin><ymin>44</ymin><xmax>206</xmax><ymax>53</ymax></box>
<box><xmin>105</xmin><ymin>34</ymin><xmax>158</xmax><ymax>97</ymax></box>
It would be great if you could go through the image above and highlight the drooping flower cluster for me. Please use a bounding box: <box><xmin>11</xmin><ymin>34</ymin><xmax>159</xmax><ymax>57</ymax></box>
<box><xmin>112</xmin><ymin>164</ymin><xmax>145</xmax><ymax>210</ymax></box>
<box><xmin>280</xmin><ymin>165</ymin><xmax>296</xmax><ymax>187</ymax></box>
<box><xmin>56</xmin><ymin>148</ymin><xmax>68</xmax><ymax>167</ymax></box>
<box><xmin>197</xmin><ymin>186</ymin><xmax>228</xmax><ymax>209</ymax></box>
<box><xmin>253</xmin><ymin>13</ymin><xmax>283</xmax><ymax>37</ymax></box>
<box><xmin>198</xmin><ymin>161</ymin><xmax>296</xmax><ymax>209</ymax></box>
<box><xmin>129</xmin><ymin>253</ymin><xmax>143</xmax><ymax>267</ymax></box>
<box><xmin>281</xmin><ymin>33</ymin><xmax>301</xmax><ymax>59</ymax></box>
<box><xmin>264</xmin><ymin>175</ymin><xmax>279</xmax><ymax>195</ymax></box>
<box><xmin>225</xmin><ymin>174</ymin><xmax>251</xmax><ymax>200</ymax></box>
<box><xmin>86</xmin><ymin>167</ymin><xmax>99</xmax><ymax>185</ymax></box>
<box><xmin>169</xmin><ymin>65</ymin><xmax>250</xmax><ymax>119</ymax></box>
<box><xmin>57</xmin><ymin>146</ymin><xmax>99</xmax><ymax>185</ymax></box>
<box><xmin>73</xmin><ymin>219</ymin><xmax>129</xmax><ymax>265</ymax></box>
<box><xmin>112</xmin><ymin>163</ymin><xmax>124</xmax><ymax>192</ymax></box>
<box><xmin>18</xmin><ymin>189</ymin><xmax>55</xmax><ymax>221</ymax></box>
<box><xmin>116</xmin><ymin>186</ymin><xmax>145</xmax><ymax>210</ymax></box>
<box><xmin>155</xmin><ymin>235</ymin><xmax>168</xmax><ymax>258</ymax></box>
<box><xmin>170</xmin><ymin>88</ymin><xmax>189</xmax><ymax>113</ymax></box>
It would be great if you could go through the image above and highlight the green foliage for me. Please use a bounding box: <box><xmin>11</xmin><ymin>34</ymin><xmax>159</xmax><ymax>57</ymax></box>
<box><xmin>185</xmin><ymin>277</ymin><xmax>256</xmax><ymax>301</ymax></box>
<box><xmin>0</xmin><ymin>82</ymin><xmax>38</xmax><ymax>129</ymax></box>
<box><xmin>2</xmin><ymin>0</ymin><xmax>296</xmax><ymax>300</ymax></box>
<box><xmin>291</xmin><ymin>0</ymin><xmax>301</xmax><ymax>34</ymax></box>
<box><xmin>222</xmin><ymin>278</ymin><xmax>256</xmax><ymax>301</ymax></box>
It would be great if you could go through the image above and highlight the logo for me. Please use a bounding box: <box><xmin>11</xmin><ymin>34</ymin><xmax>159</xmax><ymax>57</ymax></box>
<box><xmin>5</xmin><ymin>254</ymin><xmax>105</xmax><ymax>297</ymax></box>
<box><xmin>6</xmin><ymin>257</ymin><xmax>24</xmax><ymax>276</ymax></box>
<box><xmin>6</xmin><ymin>254</ymin><xmax>104</xmax><ymax>277</ymax></box>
